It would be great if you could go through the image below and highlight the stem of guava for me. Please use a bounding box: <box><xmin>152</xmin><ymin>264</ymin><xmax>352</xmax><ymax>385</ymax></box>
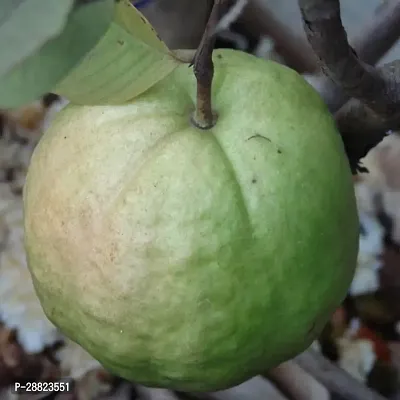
<box><xmin>191</xmin><ymin>0</ymin><xmax>227</xmax><ymax>130</ymax></box>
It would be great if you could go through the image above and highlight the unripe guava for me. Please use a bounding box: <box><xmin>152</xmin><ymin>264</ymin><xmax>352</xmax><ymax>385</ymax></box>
<box><xmin>23</xmin><ymin>49</ymin><xmax>359</xmax><ymax>392</ymax></box>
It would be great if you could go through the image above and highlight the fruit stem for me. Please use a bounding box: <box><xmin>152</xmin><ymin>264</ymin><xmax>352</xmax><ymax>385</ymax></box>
<box><xmin>191</xmin><ymin>0</ymin><xmax>227</xmax><ymax>130</ymax></box>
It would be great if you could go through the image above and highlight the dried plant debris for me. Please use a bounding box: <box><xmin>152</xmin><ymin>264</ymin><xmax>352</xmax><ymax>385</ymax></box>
<box><xmin>350</xmin><ymin>211</ymin><xmax>385</xmax><ymax>296</ymax></box>
<box><xmin>72</xmin><ymin>369</ymin><xmax>115</xmax><ymax>400</ymax></box>
<box><xmin>0</xmin><ymin>97</ymin><xmax>69</xmax><ymax>356</ymax></box>
<box><xmin>0</xmin><ymin>97</ymin><xmax>68</xmax><ymax>193</ymax></box>
<box><xmin>357</xmin><ymin>133</ymin><xmax>400</xmax><ymax>246</ymax></box>
<box><xmin>56</xmin><ymin>340</ymin><xmax>102</xmax><ymax>381</ymax></box>
<box><xmin>336</xmin><ymin>319</ymin><xmax>376</xmax><ymax>383</ymax></box>
<box><xmin>346</xmin><ymin>132</ymin><xmax>400</xmax><ymax>396</ymax></box>
<box><xmin>2</xmin><ymin>101</ymin><xmax>47</xmax><ymax>135</ymax></box>
<box><xmin>0</xmin><ymin>194</ymin><xmax>61</xmax><ymax>354</ymax></box>
<box><xmin>0</xmin><ymin>323</ymin><xmax>60</xmax><ymax>389</ymax></box>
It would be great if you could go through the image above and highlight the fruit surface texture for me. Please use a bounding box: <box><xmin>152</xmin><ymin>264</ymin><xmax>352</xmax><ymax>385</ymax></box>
<box><xmin>24</xmin><ymin>49</ymin><xmax>359</xmax><ymax>391</ymax></box>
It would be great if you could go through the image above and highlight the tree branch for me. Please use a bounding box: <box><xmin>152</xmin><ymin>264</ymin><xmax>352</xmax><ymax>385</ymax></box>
<box><xmin>336</xmin><ymin>62</ymin><xmax>400</xmax><ymax>171</ymax></box>
<box><xmin>295</xmin><ymin>349</ymin><xmax>387</xmax><ymax>400</ymax></box>
<box><xmin>353</xmin><ymin>0</ymin><xmax>400</xmax><ymax>66</ymax></box>
<box><xmin>298</xmin><ymin>0</ymin><xmax>400</xmax><ymax>171</ymax></box>
<box><xmin>306</xmin><ymin>0</ymin><xmax>400</xmax><ymax>112</ymax></box>
<box><xmin>299</xmin><ymin>0</ymin><xmax>399</xmax><ymax>117</ymax></box>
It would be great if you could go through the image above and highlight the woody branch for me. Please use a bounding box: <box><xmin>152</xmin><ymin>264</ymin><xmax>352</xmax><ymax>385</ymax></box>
<box><xmin>298</xmin><ymin>0</ymin><xmax>400</xmax><ymax>172</ymax></box>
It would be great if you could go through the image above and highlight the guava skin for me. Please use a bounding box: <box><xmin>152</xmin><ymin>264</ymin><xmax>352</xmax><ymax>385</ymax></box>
<box><xmin>23</xmin><ymin>49</ymin><xmax>359</xmax><ymax>391</ymax></box>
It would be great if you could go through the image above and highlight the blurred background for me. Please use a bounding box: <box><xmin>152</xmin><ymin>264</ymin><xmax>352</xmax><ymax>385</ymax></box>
<box><xmin>1</xmin><ymin>0</ymin><xmax>400</xmax><ymax>399</ymax></box>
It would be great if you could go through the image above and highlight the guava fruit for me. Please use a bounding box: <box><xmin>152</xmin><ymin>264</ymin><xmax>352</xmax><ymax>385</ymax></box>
<box><xmin>23</xmin><ymin>49</ymin><xmax>359</xmax><ymax>392</ymax></box>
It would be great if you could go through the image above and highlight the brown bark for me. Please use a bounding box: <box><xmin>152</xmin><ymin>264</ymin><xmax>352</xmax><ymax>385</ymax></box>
<box><xmin>308</xmin><ymin>0</ymin><xmax>400</xmax><ymax>113</ymax></box>
<box><xmin>298</xmin><ymin>0</ymin><xmax>400</xmax><ymax>171</ymax></box>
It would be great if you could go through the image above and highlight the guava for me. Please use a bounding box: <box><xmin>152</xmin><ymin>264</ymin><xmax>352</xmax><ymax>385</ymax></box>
<box><xmin>23</xmin><ymin>49</ymin><xmax>359</xmax><ymax>392</ymax></box>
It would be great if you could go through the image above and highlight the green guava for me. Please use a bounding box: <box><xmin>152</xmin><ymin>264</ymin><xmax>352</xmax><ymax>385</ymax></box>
<box><xmin>23</xmin><ymin>49</ymin><xmax>359</xmax><ymax>392</ymax></box>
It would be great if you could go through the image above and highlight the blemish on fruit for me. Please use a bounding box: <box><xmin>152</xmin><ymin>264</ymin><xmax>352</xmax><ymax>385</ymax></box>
<box><xmin>252</xmin><ymin>178</ymin><xmax>257</xmax><ymax>184</ymax></box>
<box><xmin>307</xmin><ymin>321</ymin><xmax>316</xmax><ymax>335</ymax></box>
<box><xmin>277</xmin><ymin>149</ymin><xmax>282</xmax><ymax>154</ymax></box>
<box><xmin>109</xmin><ymin>242</ymin><xmax>118</xmax><ymax>262</ymax></box>
<box><xmin>246</xmin><ymin>134</ymin><xmax>271</xmax><ymax>142</ymax></box>
<box><xmin>117</xmin><ymin>40</ymin><xmax>125</xmax><ymax>46</ymax></box>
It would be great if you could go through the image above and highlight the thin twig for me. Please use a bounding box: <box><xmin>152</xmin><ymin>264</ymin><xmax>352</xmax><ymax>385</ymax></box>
<box><xmin>184</xmin><ymin>376</ymin><xmax>288</xmax><ymax>399</ymax></box>
<box><xmin>191</xmin><ymin>0</ymin><xmax>229</xmax><ymax>130</ymax></box>
<box><xmin>266</xmin><ymin>360</ymin><xmax>330</xmax><ymax>400</ymax></box>
<box><xmin>295</xmin><ymin>349</ymin><xmax>387</xmax><ymax>400</ymax></box>
<box><xmin>215</xmin><ymin>0</ymin><xmax>249</xmax><ymax>33</ymax></box>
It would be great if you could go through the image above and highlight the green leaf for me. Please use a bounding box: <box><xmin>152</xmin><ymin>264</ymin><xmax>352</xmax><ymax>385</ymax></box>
<box><xmin>0</xmin><ymin>0</ymin><xmax>114</xmax><ymax>109</ymax></box>
<box><xmin>54</xmin><ymin>0</ymin><xmax>183</xmax><ymax>105</ymax></box>
<box><xmin>0</xmin><ymin>0</ymin><xmax>75</xmax><ymax>78</ymax></box>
